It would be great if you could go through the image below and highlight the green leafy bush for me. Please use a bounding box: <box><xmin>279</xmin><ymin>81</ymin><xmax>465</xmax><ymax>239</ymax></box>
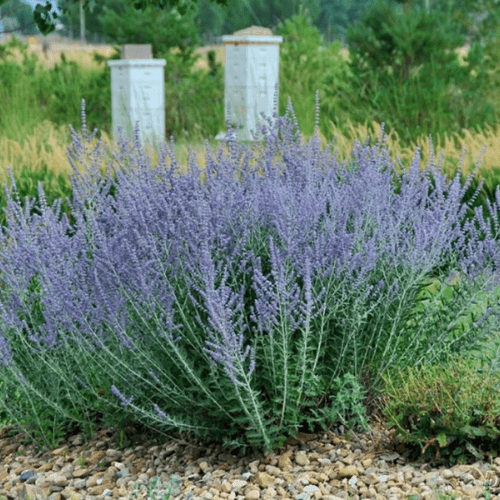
<box><xmin>381</xmin><ymin>355</ymin><xmax>500</xmax><ymax>466</ymax></box>
<box><xmin>308</xmin><ymin>372</ymin><xmax>370</xmax><ymax>434</ymax></box>
<box><xmin>380</xmin><ymin>269</ymin><xmax>500</xmax><ymax>465</ymax></box>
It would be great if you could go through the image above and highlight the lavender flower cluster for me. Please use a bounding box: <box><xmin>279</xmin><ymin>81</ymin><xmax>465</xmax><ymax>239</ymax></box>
<box><xmin>0</xmin><ymin>96</ymin><xmax>499</xmax><ymax>454</ymax></box>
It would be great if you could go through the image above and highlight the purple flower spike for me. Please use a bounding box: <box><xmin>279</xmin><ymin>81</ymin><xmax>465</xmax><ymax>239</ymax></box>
<box><xmin>153</xmin><ymin>403</ymin><xmax>169</xmax><ymax>420</ymax></box>
<box><xmin>111</xmin><ymin>385</ymin><xmax>134</xmax><ymax>407</ymax></box>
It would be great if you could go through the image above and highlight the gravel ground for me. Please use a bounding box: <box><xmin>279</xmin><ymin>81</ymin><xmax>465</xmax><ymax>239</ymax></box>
<box><xmin>0</xmin><ymin>410</ymin><xmax>499</xmax><ymax>500</ymax></box>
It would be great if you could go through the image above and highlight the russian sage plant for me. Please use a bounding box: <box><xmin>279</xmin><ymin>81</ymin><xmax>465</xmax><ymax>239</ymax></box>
<box><xmin>0</xmin><ymin>97</ymin><xmax>499</xmax><ymax>455</ymax></box>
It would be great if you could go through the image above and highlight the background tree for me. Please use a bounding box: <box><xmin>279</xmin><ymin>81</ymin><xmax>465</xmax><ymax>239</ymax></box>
<box><xmin>1</xmin><ymin>0</ymin><xmax>498</xmax><ymax>53</ymax></box>
<box><xmin>346</xmin><ymin>0</ymin><xmax>469</xmax><ymax>86</ymax></box>
<box><xmin>57</xmin><ymin>0</ymin><xmax>324</xmax><ymax>47</ymax></box>
<box><xmin>56</xmin><ymin>0</ymin><xmax>114</xmax><ymax>42</ymax></box>
<box><xmin>192</xmin><ymin>0</ymin><xmax>500</xmax><ymax>50</ymax></box>
<box><xmin>56</xmin><ymin>0</ymin><xmax>204</xmax><ymax>43</ymax></box>
<box><xmin>391</xmin><ymin>0</ymin><xmax>500</xmax><ymax>46</ymax></box>
<box><xmin>215</xmin><ymin>0</ymin><xmax>323</xmax><ymax>34</ymax></box>
<box><xmin>345</xmin><ymin>0</ymin><xmax>500</xmax><ymax>95</ymax></box>
<box><xmin>0</xmin><ymin>0</ymin><xmax>229</xmax><ymax>36</ymax></box>
<box><xmin>96</xmin><ymin>0</ymin><xmax>201</xmax><ymax>59</ymax></box>
<box><xmin>311</xmin><ymin>0</ymin><xmax>378</xmax><ymax>45</ymax></box>
<box><xmin>193</xmin><ymin>0</ymin><xmax>369</xmax><ymax>45</ymax></box>
<box><xmin>0</xmin><ymin>0</ymin><xmax>51</xmax><ymax>35</ymax></box>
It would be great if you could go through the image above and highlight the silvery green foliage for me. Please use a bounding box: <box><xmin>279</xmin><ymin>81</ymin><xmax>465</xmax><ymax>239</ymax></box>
<box><xmin>0</xmin><ymin>98</ymin><xmax>499</xmax><ymax>455</ymax></box>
